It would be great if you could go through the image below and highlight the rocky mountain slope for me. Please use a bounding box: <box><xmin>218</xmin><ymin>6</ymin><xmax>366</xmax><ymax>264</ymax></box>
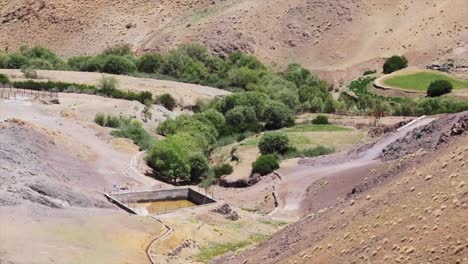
<box><xmin>1</xmin><ymin>0</ymin><xmax>466</xmax><ymax>72</ymax></box>
<box><xmin>216</xmin><ymin>112</ymin><xmax>468</xmax><ymax>263</ymax></box>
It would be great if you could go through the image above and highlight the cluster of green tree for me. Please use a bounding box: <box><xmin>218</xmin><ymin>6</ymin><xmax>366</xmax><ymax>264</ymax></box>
<box><xmin>340</xmin><ymin>77</ymin><xmax>468</xmax><ymax>116</ymax></box>
<box><xmin>0</xmin><ymin>46</ymin><xmax>67</xmax><ymax>70</ymax></box>
<box><xmin>1</xmin><ymin>44</ymin><xmax>336</xmax><ymax>114</ymax></box>
<box><xmin>94</xmin><ymin>113</ymin><xmax>154</xmax><ymax>150</ymax></box>
<box><xmin>252</xmin><ymin>132</ymin><xmax>335</xmax><ymax>175</ymax></box>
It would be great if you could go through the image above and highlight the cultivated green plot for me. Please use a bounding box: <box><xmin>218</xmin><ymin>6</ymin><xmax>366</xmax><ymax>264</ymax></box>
<box><xmin>383</xmin><ymin>72</ymin><xmax>468</xmax><ymax>92</ymax></box>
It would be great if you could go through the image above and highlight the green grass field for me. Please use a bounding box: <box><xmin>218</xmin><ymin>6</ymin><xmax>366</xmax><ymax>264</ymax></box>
<box><xmin>383</xmin><ymin>72</ymin><xmax>468</xmax><ymax>92</ymax></box>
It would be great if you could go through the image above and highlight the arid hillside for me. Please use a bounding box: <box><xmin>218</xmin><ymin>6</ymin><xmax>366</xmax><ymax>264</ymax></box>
<box><xmin>1</xmin><ymin>0</ymin><xmax>466</xmax><ymax>72</ymax></box>
<box><xmin>215</xmin><ymin>112</ymin><xmax>468</xmax><ymax>263</ymax></box>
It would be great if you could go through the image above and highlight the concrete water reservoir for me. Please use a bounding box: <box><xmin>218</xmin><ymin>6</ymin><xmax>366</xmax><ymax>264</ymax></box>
<box><xmin>106</xmin><ymin>188</ymin><xmax>216</xmax><ymax>215</ymax></box>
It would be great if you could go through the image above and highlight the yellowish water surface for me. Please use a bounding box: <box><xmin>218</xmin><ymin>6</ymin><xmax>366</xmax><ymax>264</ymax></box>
<box><xmin>128</xmin><ymin>200</ymin><xmax>196</xmax><ymax>215</ymax></box>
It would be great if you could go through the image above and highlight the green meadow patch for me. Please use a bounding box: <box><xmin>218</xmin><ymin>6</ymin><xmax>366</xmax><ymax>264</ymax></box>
<box><xmin>383</xmin><ymin>72</ymin><xmax>468</xmax><ymax>92</ymax></box>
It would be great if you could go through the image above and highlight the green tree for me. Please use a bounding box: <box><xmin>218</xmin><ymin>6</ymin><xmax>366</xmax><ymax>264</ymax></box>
<box><xmin>189</xmin><ymin>153</ymin><xmax>209</xmax><ymax>183</ymax></box>
<box><xmin>258</xmin><ymin>132</ymin><xmax>290</xmax><ymax>155</ymax></box>
<box><xmin>262</xmin><ymin>101</ymin><xmax>294</xmax><ymax>130</ymax></box>
<box><xmin>147</xmin><ymin>133</ymin><xmax>198</xmax><ymax>182</ymax></box>
<box><xmin>225</xmin><ymin>106</ymin><xmax>259</xmax><ymax>133</ymax></box>
<box><xmin>383</xmin><ymin>55</ymin><xmax>408</xmax><ymax>74</ymax></box>
<box><xmin>427</xmin><ymin>80</ymin><xmax>453</xmax><ymax>97</ymax></box>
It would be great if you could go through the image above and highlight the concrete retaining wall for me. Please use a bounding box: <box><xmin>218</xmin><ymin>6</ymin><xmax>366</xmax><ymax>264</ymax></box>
<box><xmin>111</xmin><ymin>188</ymin><xmax>216</xmax><ymax>205</ymax></box>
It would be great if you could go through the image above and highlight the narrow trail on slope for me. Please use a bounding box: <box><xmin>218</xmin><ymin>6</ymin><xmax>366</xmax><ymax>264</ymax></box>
<box><xmin>271</xmin><ymin>117</ymin><xmax>435</xmax><ymax>219</ymax></box>
<box><xmin>123</xmin><ymin>150</ymin><xmax>175</xmax><ymax>264</ymax></box>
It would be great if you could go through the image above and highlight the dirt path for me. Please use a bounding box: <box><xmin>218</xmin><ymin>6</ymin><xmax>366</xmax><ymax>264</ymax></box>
<box><xmin>271</xmin><ymin>117</ymin><xmax>436</xmax><ymax>219</ymax></box>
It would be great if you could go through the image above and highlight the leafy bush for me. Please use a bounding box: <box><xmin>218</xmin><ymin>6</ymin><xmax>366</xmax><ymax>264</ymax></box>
<box><xmin>147</xmin><ymin>133</ymin><xmax>197</xmax><ymax>182</ymax></box>
<box><xmin>137</xmin><ymin>53</ymin><xmax>165</xmax><ymax>73</ymax></box>
<box><xmin>156</xmin><ymin>115</ymin><xmax>218</xmax><ymax>152</ymax></box>
<box><xmin>312</xmin><ymin>115</ymin><xmax>329</xmax><ymax>125</ymax></box>
<box><xmin>156</xmin><ymin>93</ymin><xmax>176</xmax><ymax>110</ymax></box>
<box><xmin>258</xmin><ymin>132</ymin><xmax>290</xmax><ymax>155</ymax></box>
<box><xmin>252</xmin><ymin>155</ymin><xmax>279</xmax><ymax>176</ymax></box>
<box><xmin>194</xmin><ymin>109</ymin><xmax>226</xmax><ymax>135</ymax></box>
<box><xmin>101</xmin><ymin>55</ymin><xmax>136</xmax><ymax>75</ymax></box>
<box><xmin>5</xmin><ymin>53</ymin><xmax>28</xmax><ymax>69</ymax></box>
<box><xmin>383</xmin><ymin>56</ymin><xmax>408</xmax><ymax>74</ymax></box>
<box><xmin>68</xmin><ymin>56</ymin><xmax>103</xmax><ymax>72</ymax></box>
<box><xmin>263</xmin><ymin>101</ymin><xmax>295</xmax><ymax>130</ymax></box>
<box><xmin>111</xmin><ymin>119</ymin><xmax>153</xmax><ymax>150</ymax></box>
<box><xmin>102</xmin><ymin>45</ymin><xmax>133</xmax><ymax>56</ymax></box>
<box><xmin>189</xmin><ymin>153</ymin><xmax>209</xmax><ymax>183</ymax></box>
<box><xmin>363</xmin><ymin>70</ymin><xmax>377</xmax><ymax>76</ymax></box>
<box><xmin>94</xmin><ymin>113</ymin><xmax>106</xmax><ymax>126</ymax></box>
<box><xmin>225</xmin><ymin>106</ymin><xmax>260</xmax><ymax>133</ymax></box>
<box><xmin>283</xmin><ymin>146</ymin><xmax>335</xmax><ymax>159</ymax></box>
<box><xmin>0</xmin><ymin>74</ymin><xmax>9</xmax><ymax>84</ymax></box>
<box><xmin>213</xmin><ymin>163</ymin><xmax>233</xmax><ymax>178</ymax></box>
<box><xmin>427</xmin><ymin>80</ymin><xmax>453</xmax><ymax>97</ymax></box>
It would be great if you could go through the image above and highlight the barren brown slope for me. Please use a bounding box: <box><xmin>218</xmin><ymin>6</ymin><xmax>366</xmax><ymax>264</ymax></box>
<box><xmin>1</xmin><ymin>0</ymin><xmax>467</xmax><ymax>72</ymax></box>
<box><xmin>215</xmin><ymin>112</ymin><xmax>468</xmax><ymax>264</ymax></box>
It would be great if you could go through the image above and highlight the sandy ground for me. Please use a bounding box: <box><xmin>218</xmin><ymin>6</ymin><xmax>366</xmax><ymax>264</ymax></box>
<box><xmin>0</xmin><ymin>69</ymin><xmax>231</xmax><ymax>107</ymax></box>
<box><xmin>0</xmin><ymin>205</ymin><xmax>163</xmax><ymax>264</ymax></box>
<box><xmin>0</xmin><ymin>96</ymin><xmax>170</xmax><ymax>263</ymax></box>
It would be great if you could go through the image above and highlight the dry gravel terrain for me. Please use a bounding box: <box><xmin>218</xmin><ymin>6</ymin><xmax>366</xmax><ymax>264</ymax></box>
<box><xmin>0</xmin><ymin>0</ymin><xmax>466</xmax><ymax>79</ymax></box>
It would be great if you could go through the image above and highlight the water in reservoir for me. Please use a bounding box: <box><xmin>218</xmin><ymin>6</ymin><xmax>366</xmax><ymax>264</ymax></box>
<box><xmin>128</xmin><ymin>199</ymin><xmax>196</xmax><ymax>215</ymax></box>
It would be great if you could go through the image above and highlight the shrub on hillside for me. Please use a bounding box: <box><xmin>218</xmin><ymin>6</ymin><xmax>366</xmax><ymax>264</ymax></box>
<box><xmin>427</xmin><ymin>80</ymin><xmax>453</xmax><ymax>97</ymax></box>
<box><xmin>111</xmin><ymin>119</ymin><xmax>153</xmax><ymax>150</ymax></box>
<box><xmin>156</xmin><ymin>93</ymin><xmax>177</xmax><ymax>110</ymax></box>
<box><xmin>312</xmin><ymin>115</ymin><xmax>329</xmax><ymax>125</ymax></box>
<box><xmin>0</xmin><ymin>74</ymin><xmax>10</xmax><ymax>84</ymax></box>
<box><xmin>5</xmin><ymin>53</ymin><xmax>28</xmax><ymax>69</ymax></box>
<box><xmin>252</xmin><ymin>155</ymin><xmax>279</xmax><ymax>176</ymax></box>
<box><xmin>363</xmin><ymin>70</ymin><xmax>377</xmax><ymax>76</ymax></box>
<box><xmin>137</xmin><ymin>53</ymin><xmax>165</xmax><ymax>73</ymax></box>
<box><xmin>213</xmin><ymin>163</ymin><xmax>234</xmax><ymax>178</ymax></box>
<box><xmin>383</xmin><ymin>56</ymin><xmax>408</xmax><ymax>74</ymax></box>
<box><xmin>94</xmin><ymin>113</ymin><xmax>106</xmax><ymax>126</ymax></box>
<box><xmin>258</xmin><ymin>132</ymin><xmax>290</xmax><ymax>155</ymax></box>
<box><xmin>101</xmin><ymin>55</ymin><xmax>136</xmax><ymax>75</ymax></box>
<box><xmin>13</xmin><ymin>80</ymin><xmax>96</xmax><ymax>93</ymax></box>
<box><xmin>68</xmin><ymin>56</ymin><xmax>103</xmax><ymax>72</ymax></box>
